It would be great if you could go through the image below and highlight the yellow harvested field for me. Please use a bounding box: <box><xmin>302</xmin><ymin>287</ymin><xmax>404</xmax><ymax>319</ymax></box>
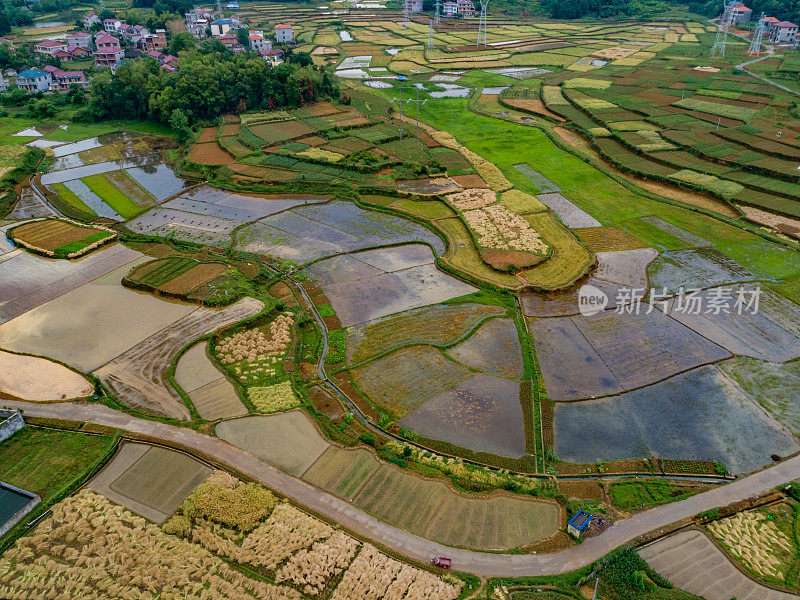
<box><xmin>0</xmin><ymin>349</ymin><xmax>92</xmax><ymax>401</ymax></box>
<box><xmin>519</xmin><ymin>212</ymin><xmax>594</xmax><ymax>290</ymax></box>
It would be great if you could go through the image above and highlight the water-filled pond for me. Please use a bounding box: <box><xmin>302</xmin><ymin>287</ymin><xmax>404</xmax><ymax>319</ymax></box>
<box><xmin>0</xmin><ymin>485</ymin><xmax>34</xmax><ymax>527</ymax></box>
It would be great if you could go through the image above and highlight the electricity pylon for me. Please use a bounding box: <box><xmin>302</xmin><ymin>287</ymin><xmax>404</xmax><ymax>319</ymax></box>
<box><xmin>748</xmin><ymin>12</ymin><xmax>767</xmax><ymax>56</ymax></box>
<box><xmin>476</xmin><ymin>0</ymin><xmax>489</xmax><ymax>47</ymax></box>
<box><xmin>711</xmin><ymin>0</ymin><xmax>736</xmax><ymax>59</ymax></box>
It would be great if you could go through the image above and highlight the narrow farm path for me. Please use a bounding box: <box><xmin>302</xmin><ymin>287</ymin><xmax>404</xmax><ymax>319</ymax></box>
<box><xmin>5</xmin><ymin>399</ymin><xmax>800</xmax><ymax>577</ymax></box>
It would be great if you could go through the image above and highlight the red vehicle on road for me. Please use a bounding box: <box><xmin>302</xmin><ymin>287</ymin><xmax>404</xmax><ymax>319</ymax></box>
<box><xmin>431</xmin><ymin>557</ymin><xmax>451</xmax><ymax>569</ymax></box>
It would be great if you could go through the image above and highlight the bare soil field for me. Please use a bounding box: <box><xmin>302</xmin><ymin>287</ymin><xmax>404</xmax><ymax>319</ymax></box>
<box><xmin>0</xmin><ymin>349</ymin><xmax>92</xmax><ymax>401</ymax></box>
<box><xmin>554</xmin><ymin>365</ymin><xmax>798</xmax><ymax>474</ymax></box>
<box><xmin>188</xmin><ymin>142</ymin><xmax>234</xmax><ymax>165</ymax></box>
<box><xmin>95</xmin><ymin>297</ymin><xmax>263</xmax><ymax>420</ymax></box>
<box><xmin>640</xmin><ymin>529</ymin><xmax>798</xmax><ymax>600</ymax></box>
<box><xmin>175</xmin><ymin>342</ymin><xmax>247</xmax><ymax>421</ymax></box>
<box><xmin>399</xmin><ymin>373</ymin><xmax>526</xmax><ymax>457</ymax></box>
<box><xmin>10</xmin><ymin>219</ymin><xmax>114</xmax><ymax>253</ymax></box>
<box><xmin>350</xmin><ymin>346</ymin><xmax>472</xmax><ymax>417</ymax></box>
<box><xmin>89</xmin><ymin>442</ymin><xmax>211</xmax><ymax>523</ymax></box>
<box><xmin>303</xmin><ymin>445</ymin><xmax>559</xmax><ymax>550</ymax></box>
<box><xmin>346</xmin><ymin>302</ymin><xmax>505</xmax><ymax>363</ymax></box>
<box><xmin>216</xmin><ymin>411</ymin><xmax>331</xmax><ymax>476</ymax></box>
<box><xmin>573</xmin><ymin>226</ymin><xmax>649</xmax><ymax>252</ymax></box>
<box><xmin>446</xmin><ymin>318</ymin><xmax>523</xmax><ymax>379</ymax></box>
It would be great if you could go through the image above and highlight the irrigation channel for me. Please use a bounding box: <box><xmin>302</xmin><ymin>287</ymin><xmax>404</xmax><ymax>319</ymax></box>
<box><xmin>288</xmin><ymin>273</ymin><xmax>732</xmax><ymax>486</ymax></box>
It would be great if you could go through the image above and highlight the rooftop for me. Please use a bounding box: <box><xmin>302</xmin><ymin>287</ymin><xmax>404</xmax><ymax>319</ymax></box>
<box><xmin>276</xmin><ymin>24</ymin><xmax>292</xmax><ymax>29</ymax></box>
<box><xmin>775</xmin><ymin>20</ymin><xmax>798</xmax><ymax>27</ymax></box>
<box><xmin>18</xmin><ymin>69</ymin><xmax>49</xmax><ymax>78</ymax></box>
<box><xmin>37</xmin><ymin>40</ymin><xmax>65</xmax><ymax>47</ymax></box>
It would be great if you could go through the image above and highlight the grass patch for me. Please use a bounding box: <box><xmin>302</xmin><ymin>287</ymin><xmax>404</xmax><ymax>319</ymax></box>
<box><xmin>609</xmin><ymin>481</ymin><xmax>701</xmax><ymax>511</ymax></box>
<box><xmin>672</xmin><ymin>97</ymin><xmax>759</xmax><ymax>122</ymax></box>
<box><xmin>0</xmin><ymin>426</ymin><xmax>115</xmax><ymax>504</ymax></box>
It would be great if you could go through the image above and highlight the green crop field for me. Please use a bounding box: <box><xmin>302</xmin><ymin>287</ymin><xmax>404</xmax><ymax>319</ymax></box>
<box><xmin>0</xmin><ymin>427</ymin><xmax>116</xmax><ymax>505</ymax></box>
<box><xmin>51</xmin><ymin>183</ymin><xmax>94</xmax><ymax>215</ymax></box>
<box><xmin>81</xmin><ymin>173</ymin><xmax>142</xmax><ymax>219</ymax></box>
<box><xmin>131</xmin><ymin>257</ymin><xmax>198</xmax><ymax>288</ymax></box>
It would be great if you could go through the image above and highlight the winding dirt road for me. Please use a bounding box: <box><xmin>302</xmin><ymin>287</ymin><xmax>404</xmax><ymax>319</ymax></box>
<box><xmin>5</xmin><ymin>399</ymin><xmax>800</xmax><ymax>577</ymax></box>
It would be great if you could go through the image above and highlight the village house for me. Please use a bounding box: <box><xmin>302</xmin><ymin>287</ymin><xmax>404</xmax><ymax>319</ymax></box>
<box><xmin>405</xmin><ymin>0</ymin><xmax>423</xmax><ymax>12</ymax></box>
<box><xmin>65</xmin><ymin>32</ymin><xmax>93</xmax><ymax>50</ymax></box>
<box><xmin>730</xmin><ymin>2</ymin><xmax>752</xmax><ymax>25</ymax></box>
<box><xmin>46</xmin><ymin>67</ymin><xmax>86</xmax><ymax>92</ymax></box>
<box><xmin>771</xmin><ymin>20</ymin><xmax>799</xmax><ymax>44</ymax></box>
<box><xmin>103</xmin><ymin>19</ymin><xmax>123</xmax><ymax>33</ymax></box>
<box><xmin>138</xmin><ymin>29</ymin><xmax>168</xmax><ymax>52</ymax></box>
<box><xmin>0</xmin><ymin>72</ymin><xmax>6</xmax><ymax>93</ymax></box>
<box><xmin>54</xmin><ymin>45</ymin><xmax>91</xmax><ymax>61</ymax></box>
<box><xmin>83</xmin><ymin>11</ymin><xmax>101</xmax><ymax>29</ymax></box>
<box><xmin>34</xmin><ymin>39</ymin><xmax>67</xmax><ymax>56</ymax></box>
<box><xmin>442</xmin><ymin>1</ymin><xmax>457</xmax><ymax>16</ymax></box>
<box><xmin>456</xmin><ymin>0</ymin><xmax>476</xmax><ymax>16</ymax></box>
<box><xmin>211</xmin><ymin>18</ymin><xmax>234</xmax><ymax>36</ymax></box>
<box><xmin>16</xmin><ymin>69</ymin><xmax>52</xmax><ymax>93</ymax></box>
<box><xmin>214</xmin><ymin>33</ymin><xmax>238</xmax><ymax>49</ymax></box>
<box><xmin>275</xmin><ymin>23</ymin><xmax>293</xmax><ymax>43</ymax></box>
<box><xmin>263</xmin><ymin>48</ymin><xmax>284</xmax><ymax>64</ymax></box>
<box><xmin>94</xmin><ymin>34</ymin><xmax>124</xmax><ymax>67</ymax></box>
<box><xmin>248</xmin><ymin>30</ymin><xmax>272</xmax><ymax>53</ymax></box>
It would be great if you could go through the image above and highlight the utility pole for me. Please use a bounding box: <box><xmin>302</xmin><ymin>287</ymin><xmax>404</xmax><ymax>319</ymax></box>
<box><xmin>434</xmin><ymin>0</ymin><xmax>441</xmax><ymax>25</ymax></box>
<box><xmin>427</xmin><ymin>19</ymin><xmax>434</xmax><ymax>50</ymax></box>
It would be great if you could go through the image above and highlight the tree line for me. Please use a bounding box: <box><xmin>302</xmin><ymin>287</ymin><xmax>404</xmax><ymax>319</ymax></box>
<box><xmin>76</xmin><ymin>43</ymin><xmax>340</xmax><ymax>125</ymax></box>
<box><xmin>685</xmin><ymin>0</ymin><xmax>800</xmax><ymax>23</ymax></box>
<box><xmin>538</xmin><ymin>0</ymin><xmax>669</xmax><ymax>19</ymax></box>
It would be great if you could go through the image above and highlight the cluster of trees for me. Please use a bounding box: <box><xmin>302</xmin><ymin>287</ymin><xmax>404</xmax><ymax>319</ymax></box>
<box><xmin>538</xmin><ymin>0</ymin><xmax>668</xmax><ymax>19</ymax></box>
<box><xmin>686</xmin><ymin>0</ymin><xmax>800</xmax><ymax>23</ymax></box>
<box><xmin>76</xmin><ymin>44</ymin><xmax>340</xmax><ymax>125</ymax></box>
<box><xmin>0</xmin><ymin>1</ymin><xmax>34</xmax><ymax>35</ymax></box>
<box><xmin>132</xmin><ymin>0</ymin><xmax>193</xmax><ymax>17</ymax></box>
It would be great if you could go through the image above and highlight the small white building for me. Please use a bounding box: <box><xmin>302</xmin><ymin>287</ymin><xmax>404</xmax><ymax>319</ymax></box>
<box><xmin>442</xmin><ymin>1</ymin><xmax>457</xmax><ymax>16</ymax></box>
<box><xmin>406</xmin><ymin>0</ymin><xmax>423</xmax><ymax>12</ymax></box>
<box><xmin>211</xmin><ymin>18</ymin><xmax>234</xmax><ymax>36</ymax></box>
<box><xmin>16</xmin><ymin>69</ymin><xmax>52</xmax><ymax>93</ymax></box>
<box><xmin>249</xmin><ymin>30</ymin><xmax>272</xmax><ymax>53</ymax></box>
<box><xmin>103</xmin><ymin>19</ymin><xmax>123</xmax><ymax>33</ymax></box>
<box><xmin>275</xmin><ymin>23</ymin><xmax>293</xmax><ymax>43</ymax></box>
<box><xmin>65</xmin><ymin>32</ymin><xmax>93</xmax><ymax>50</ymax></box>
<box><xmin>0</xmin><ymin>72</ymin><xmax>6</xmax><ymax>93</ymax></box>
<box><xmin>83</xmin><ymin>11</ymin><xmax>101</xmax><ymax>29</ymax></box>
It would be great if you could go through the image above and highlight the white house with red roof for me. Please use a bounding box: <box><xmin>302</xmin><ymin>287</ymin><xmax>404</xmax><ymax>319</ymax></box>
<box><xmin>769</xmin><ymin>20</ymin><xmax>799</xmax><ymax>44</ymax></box>
<box><xmin>83</xmin><ymin>11</ymin><xmax>101</xmax><ymax>29</ymax></box>
<box><xmin>65</xmin><ymin>32</ymin><xmax>93</xmax><ymax>50</ymax></box>
<box><xmin>731</xmin><ymin>2</ymin><xmax>752</xmax><ymax>25</ymax></box>
<box><xmin>34</xmin><ymin>39</ymin><xmax>67</xmax><ymax>55</ymax></box>
<box><xmin>103</xmin><ymin>19</ymin><xmax>123</xmax><ymax>33</ymax></box>
<box><xmin>248</xmin><ymin>30</ymin><xmax>272</xmax><ymax>53</ymax></box>
<box><xmin>442</xmin><ymin>1</ymin><xmax>457</xmax><ymax>16</ymax></box>
<box><xmin>275</xmin><ymin>23</ymin><xmax>293</xmax><ymax>43</ymax></box>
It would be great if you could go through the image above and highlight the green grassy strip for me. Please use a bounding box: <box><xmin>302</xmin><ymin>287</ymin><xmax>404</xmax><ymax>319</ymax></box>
<box><xmin>80</xmin><ymin>173</ymin><xmax>141</xmax><ymax>219</ymax></box>
<box><xmin>52</xmin><ymin>231</ymin><xmax>112</xmax><ymax>255</ymax></box>
<box><xmin>138</xmin><ymin>257</ymin><xmax>197</xmax><ymax>287</ymax></box>
<box><xmin>51</xmin><ymin>182</ymin><xmax>95</xmax><ymax>215</ymax></box>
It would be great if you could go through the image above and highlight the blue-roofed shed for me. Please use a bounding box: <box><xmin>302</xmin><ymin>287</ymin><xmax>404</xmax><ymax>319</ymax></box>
<box><xmin>567</xmin><ymin>510</ymin><xmax>593</xmax><ymax>538</ymax></box>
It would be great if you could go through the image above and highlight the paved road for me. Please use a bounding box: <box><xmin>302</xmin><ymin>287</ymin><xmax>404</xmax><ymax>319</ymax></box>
<box><xmin>6</xmin><ymin>399</ymin><xmax>800</xmax><ymax>577</ymax></box>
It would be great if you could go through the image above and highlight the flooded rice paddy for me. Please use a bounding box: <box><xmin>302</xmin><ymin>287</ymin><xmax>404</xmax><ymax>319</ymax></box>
<box><xmin>554</xmin><ymin>365</ymin><xmax>799</xmax><ymax>474</ymax></box>
<box><xmin>530</xmin><ymin>308</ymin><xmax>730</xmax><ymax>400</ymax></box>
<box><xmin>306</xmin><ymin>244</ymin><xmax>475</xmax><ymax>327</ymax></box>
<box><xmin>399</xmin><ymin>373</ymin><xmax>526</xmax><ymax>457</ymax></box>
